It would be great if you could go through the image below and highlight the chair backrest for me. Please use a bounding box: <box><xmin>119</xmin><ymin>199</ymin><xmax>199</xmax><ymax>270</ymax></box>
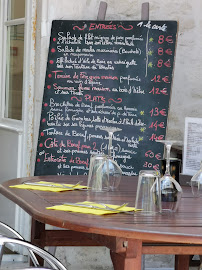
<box><xmin>0</xmin><ymin>221</ymin><xmax>24</xmax><ymax>239</ymax></box>
<box><xmin>0</xmin><ymin>236</ymin><xmax>67</xmax><ymax>270</ymax></box>
<box><xmin>0</xmin><ymin>221</ymin><xmax>39</xmax><ymax>267</ymax></box>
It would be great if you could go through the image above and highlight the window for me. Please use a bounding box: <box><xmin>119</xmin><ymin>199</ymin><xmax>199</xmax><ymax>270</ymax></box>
<box><xmin>3</xmin><ymin>0</ymin><xmax>25</xmax><ymax>120</ymax></box>
<box><xmin>0</xmin><ymin>0</ymin><xmax>36</xmax><ymax>239</ymax></box>
<box><xmin>8</xmin><ymin>0</ymin><xmax>25</xmax><ymax>20</ymax></box>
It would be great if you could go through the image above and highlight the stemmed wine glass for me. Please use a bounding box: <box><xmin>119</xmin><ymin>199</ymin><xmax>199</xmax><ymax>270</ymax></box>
<box><xmin>191</xmin><ymin>161</ymin><xmax>202</xmax><ymax>197</ymax></box>
<box><xmin>156</xmin><ymin>140</ymin><xmax>183</xmax><ymax>213</ymax></box>
<box><xmin>87</xmin><ymin>127</ymin><xmax>122</xmax><ymax>192</ymax></box>
<box><xmin>99</xmin><ymin>127</ymin><xmax>122</xmax><ymax>157</ymax></box>
<box><xmin>98</xmin><ymin>126</ymin><xmax>122</xmax><ymax>191</ymax></box>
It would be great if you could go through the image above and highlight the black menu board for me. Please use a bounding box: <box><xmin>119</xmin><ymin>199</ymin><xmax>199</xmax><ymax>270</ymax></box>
<box><xmin>34</xmin><ymin>20</ymin><xmax>178</xmax><ymax>176</ymax></box>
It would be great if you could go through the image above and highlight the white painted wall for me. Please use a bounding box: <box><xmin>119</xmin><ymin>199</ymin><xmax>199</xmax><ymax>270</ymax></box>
<box><xmin>0</xmin><ymin>129</ymin><xmax>20</xmax><ymax>228</ymax></box>
<box><xmin>32</xmin><ymin>0</ymin><xmax>202</xmax><ymax>269</ymax></box>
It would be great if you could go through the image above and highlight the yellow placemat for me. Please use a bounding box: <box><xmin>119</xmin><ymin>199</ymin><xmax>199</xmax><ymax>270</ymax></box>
<box><xmin>9</xmin><ymin>181</ymin><xmax>88</xmax><ymax>192</ymax></box>
<box><xmin>46</xmin><ymin>201</ymin><xmax>138</xmax><ymax>215</ymax></box>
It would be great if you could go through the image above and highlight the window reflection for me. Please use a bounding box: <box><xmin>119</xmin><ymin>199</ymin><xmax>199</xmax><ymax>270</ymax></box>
<box><xmin>8</xmin><ymin>0</ymin><xmax>25</xmax><ymax>20</ymax></box>
<box><xmin>5</xmin><ymin>25</ymin><xmax>24</xmax><ymax>120</ymax></box>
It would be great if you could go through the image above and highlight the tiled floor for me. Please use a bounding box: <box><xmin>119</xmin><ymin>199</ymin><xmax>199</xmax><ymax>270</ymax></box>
<box><xmin>0</xmin><ymin>261</ymin><xmax>201</xmax><ymax>270</ymax></box>
<box><xmin>0</xmin><ymin>254</ymin><xmax>201</xmax><ymax>269</ymax></box>
<box><xmin>0</xmin><ymin>265</ymin><xmax>201</xmax><ymax>269</ymax></box>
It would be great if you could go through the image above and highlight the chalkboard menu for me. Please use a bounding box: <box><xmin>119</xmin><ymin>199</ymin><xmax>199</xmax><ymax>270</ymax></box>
<box><xmin>34</xmin><ymin>20</ymin><xmax>178</xmax><ymax>176</ymax></box>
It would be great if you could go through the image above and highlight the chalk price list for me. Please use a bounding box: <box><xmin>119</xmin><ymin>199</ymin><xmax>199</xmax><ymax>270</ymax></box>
<box><xmin>144</xmin><ymin>30</ymin><xmax>176</xmax><ymax>171</ymax></box>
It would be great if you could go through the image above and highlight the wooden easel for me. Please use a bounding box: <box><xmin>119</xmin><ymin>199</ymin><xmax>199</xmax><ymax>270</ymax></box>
<box><xmin>97</xmin><ymin>1</ymin><xmax>149</xmax><ymax>20</ymax></box>
<box><xmin>97</xmin><ymin>1</ymin><xmax>107</xmax><ymax>20</ymax></box>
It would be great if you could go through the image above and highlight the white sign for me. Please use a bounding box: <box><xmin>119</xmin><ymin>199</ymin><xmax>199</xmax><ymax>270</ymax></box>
<box><xmin>183</xmin><ymin>117</ymin><xmax>202</xmax><ymax>175</ymax></box>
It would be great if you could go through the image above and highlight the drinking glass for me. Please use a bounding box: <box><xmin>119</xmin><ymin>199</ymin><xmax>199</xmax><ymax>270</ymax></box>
<box><xmin>156</xmin><ymin>140</ymin><xmax>183</xmax><ymax>213</ymax></box>
<box><xmin>135</xmin><ymin>170</ymin><xmax>161</xmax><ymax>215</ymax></box>
<box><xmin>87</xmin><ymin>153</ymin><xmax>123</xmax><ymax>192</ymax></box>
<box><xmin>191</xmin><ymin>161</ymin><xmax>202</xmax><ymax>197</ymax></box>
<box><xmin>87</xmin><ymin>154</ymin><xmax>110</xmax><ymax>192</ymax></box>
<box><xmin>106</xmin><ymin>156</ymin><xmax>122</xmax><ymax>191</ymax></box>
<box><xmin>98</xmin><ymin>126</ymin><xmax>122</xmax><ymax>190</ymax></box>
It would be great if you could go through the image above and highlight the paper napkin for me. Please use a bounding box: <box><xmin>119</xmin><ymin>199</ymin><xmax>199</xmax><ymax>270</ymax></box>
<box><xmin>46</xmin><ymin>201</ymin><xmax>137</xmax><ymax>215</ymax></box>
<box><xmin>9</xmin><ymin>181</ymin><xmax>88</xmax><ymax>192</ymax></box>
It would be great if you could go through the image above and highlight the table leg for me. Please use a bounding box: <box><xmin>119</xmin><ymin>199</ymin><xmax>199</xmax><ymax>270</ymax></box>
<box><xmin>31</xmin><ymin>218</ymin><xmax>45</xmax><ymax>248</ymax></box>
<box><xmin>175</xmin><ymin>255</ymin><xmax>190</xmax><ymax>270</ymax></box>
<box><xmin>110</xmin><ymin>239</ymin><xmax>142</xmax><ymax>270</ymax></box>
<box><xmin>31</xmin><ymin>218</ymin><xmax>46</xmax><ymax>266</ymax></box>
<box><xmin>199</xmin><ymin>255</ymin><xmax>202</xmax><ymax>269</ymax></box>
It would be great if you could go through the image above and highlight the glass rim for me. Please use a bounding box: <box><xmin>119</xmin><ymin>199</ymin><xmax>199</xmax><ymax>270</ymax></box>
<box><xmin>161</xmin><ymin>158</ymin><xmax>181</xmax><ymax>161</ymax></box>
<box><xmin>139</xmin><ymin>170</ymin><xmax>160</xmax><ymax>177</ymax></box>
<box><xmin>91</xmin><ymin>153</ymin><xmax>107</xmax><ymax>157</ymax></box>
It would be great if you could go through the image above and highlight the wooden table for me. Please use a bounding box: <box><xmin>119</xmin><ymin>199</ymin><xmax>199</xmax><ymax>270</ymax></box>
<box><xmin>0</xmin><ymin>175</ymin><xmax>202</xmax><ymax>270</ymax></box>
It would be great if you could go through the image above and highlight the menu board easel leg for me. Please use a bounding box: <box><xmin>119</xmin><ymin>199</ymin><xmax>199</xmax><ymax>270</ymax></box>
<box><xmin>97</xmin><ymin>1</ymin><xmax>107</xmax><ymax>20</ymax></box>
<box><xmin>141</xmin><ymin>2</ymin><xmax>149</xmax><ymax>20</ymax></box>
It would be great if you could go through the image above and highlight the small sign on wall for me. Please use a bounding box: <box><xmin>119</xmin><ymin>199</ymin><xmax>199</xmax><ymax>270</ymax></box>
<box><xmin>183</xmin><ymin>117</ymin><xmax>202</xmax><ymax>175</ymax></box>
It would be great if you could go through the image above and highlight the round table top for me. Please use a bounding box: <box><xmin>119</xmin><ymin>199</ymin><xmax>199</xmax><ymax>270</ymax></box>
<box><xmin>1</xmin><ymin>175</ymin><xmax>202</xmax><ymax>244</ymax></box>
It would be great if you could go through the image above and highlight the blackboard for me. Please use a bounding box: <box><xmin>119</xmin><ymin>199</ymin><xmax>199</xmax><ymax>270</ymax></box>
<box><xmin>34</xmin><ymin>20</ymin><xmax>178</xmax><ymax>176</ymax></box>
